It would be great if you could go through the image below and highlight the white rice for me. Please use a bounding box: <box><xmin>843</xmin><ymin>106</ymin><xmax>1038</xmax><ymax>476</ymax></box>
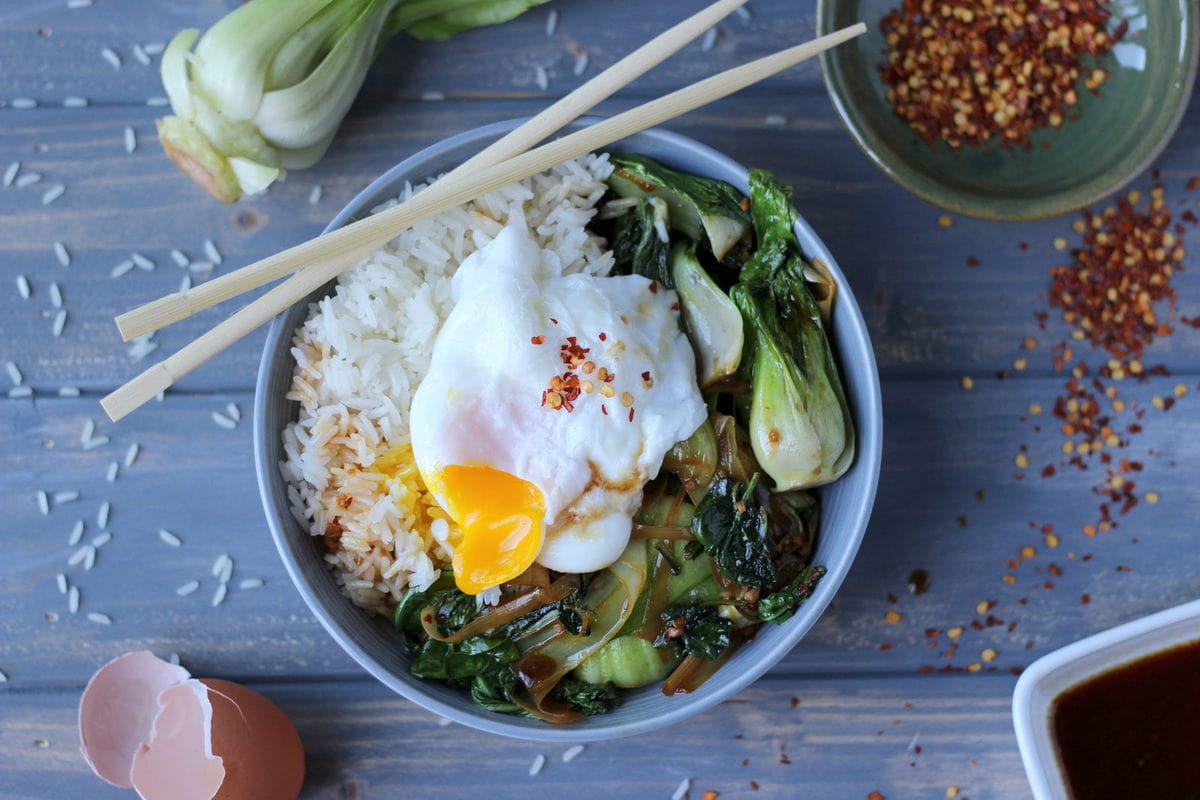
<box><xmin>53</xmin><ymin>490</ymin><xmax>79</xmax><ymax>504</ymax></box>
<box><xmin>170</xmin><ymin>248</ymin><xmax>190</xmax><ymax>267</ymax></box>
<box><xmin>42</xmin><ymin>184</ymin><xmax>65</xmax><ymax>205</ymax></box>
<box><xmin>83</xmin><ymin>434</ymin><xmax>108</xmax><ymax>450</ymax></box>
<box><xmin>91</xmin><ymin>532</ymin><xmax>112</xmax><ymax>548</ymax></box>
<box><xmin>97</xmin><ymin>501</ymin><xmax>110</xmax><ymax>529</ymax></box>
<box><xmin>672</xmin><ymin>778</ymin><xmax>691</xmax><ymax>800</ymax></box>
<box><xmin>282</xmin><ymin>155</ymin><xmax>613</xmax><ymax>613</ymax></box>
<box><xmin>64</xmin><ymin>96</ymin><xmax>88</xmax><ymax>108</ymax></box>
<box><xmin>159</xmin><ymin>528</ymin><xmax>181</xmax><ymax>547</ymax></box>
<box><xmin>124</xmin><ymin>126</ymin><xmax>137</xmax><ymax>153</ymax></box>
<box><xmin>562</xmin><ymin>744</ymin><xmax>584</xmax><ymax>762</ymax></box>
<box><xmin>146</xmin><ymin>97</ymin><xmax>169</xmax><ymax>107</ymax></box>
<box><xmin>3</xmin><ymin>162</ymin><xmax>18</xmax><ymax>187</ymax></box>
<box><xmin>59</xmin><ymin>386</ymin><xmax>80</xmax><ymax>397</ymax></box>
<box><xmin>106</xmin><ymin>461</ymin><xmax>118</xmax><ymax>482</ymax></box>
<box><xmin>84</xmin><ymin>545</ymin><xmax>96</xmax><ymax>570</ymax></box>
<box><xmin>101</xmin><ymin>48</ymin><xmax>121</xmax><ymax>68</ymax></box>
<box><xmin>212</xmin><ymin>553</ymin><xmax>230</xmax><ymax>578</ymax></box>
<box><xmin>131</xmin><ymin>252</ymin><xmax>154</xmax><ymax>270</ymax></box>
<box><xmin>68</xmin><ymin>545</ymin><xmax>91</xmax><ymax>566</ymax></box>
<box><xmin>420</xmin><ymin>90</ymin><xmax>446</xmax><ymax>102</ymax></box>
<box><xmin>133</xmin><ymin>44</ymin><xmax>151</xmax><ymax>66</ymax></box>
<box><xmin>535</xmin><ymin>65</ymin><xmax>549</xmax><ymax>91</ymax></box>
<box><xmin>16</xmin><ymin>275</ymin><xmax>30</xmax><ymax>299</ymax></box>
<box><xmin>176</xmin><ymin>580</ymin><xmax>200</xmax><ymax>596</ymax></box>
<box><xmin>52</xmin><ymin>309</ymin><xmax>67</xmax><ymax>337</ymax></box>
<box><xmin>179</xmin><ymin>274</ymin><xmax>192</xmax><ymax>293</ymax></box>
<box><xmin>68</xmin><ymin>520</ymin><xmax>84</xmax><ymax>546</ymax></box>
<box><xmin>111</xmin><ymin>259</ymin><xmax>134</xmax><ymax>278</ymax></box>
<box><xmin>545</xmin><ymin>9</ymin><xmax>558</xmax><ymax>35</ymax></box>
<box><xmin>204</xmin><ymin>239</ymin><xmax>222</xmax><ymax>263</ymax></box>
<box><xmin>189</xmin><ymin>260</ymin><xmax>214</xmax><ymax>274</ymax></box>
<box><xmin>212</xmin><ymin>583</ymin><xmax>227</xmax><ymax>607</ymax></box>
<box><xmin>6</xmin><ymin>361</ymin><xmax>22</xmax><ymax>385</ymax></box>
<box><xmin>16</xmin><ymin>172</ymin><xmax>41</xmax><ymax>188</ymax></box>
<box><xmin>87</xmin><ymin>612</ymin><xmax>111</xmax><ymax>625</ymax></box>
<box><xmin>49</xmin><ymin>282</ymin><xmax>62</xmax><ymax>307</ymax></box>
<box><xmin>308</xmin><ymin>185</ymin><xmax>323</xmax><ymax>205</ymax></box>
<box><xmin>57</xmin><ymin>573</ymin><xmax>68</xmax><ymax>594</ymax></box>
<box><xmin>144</xmin><ymin>42</ymin><xmax>165</xmax><ymax>56</ymax></box>
<box><xmin>68</xmin><ymin>586</ymin><xmax>80</xmax><ymax>613</ymax></box>
<box><xmin>573</xmin><ymin>52</ymin><xmax>589</xmax><ymax>77</ymax></box>
<box><xmin>529</xmin><ymin>754</ymin><xmax>546</xmax><ymax>777</ymax></box>
<box><xmin>701</xmin><ymin>27</ymin><xmax>718</xmax><ymax>51</ymax></box>
<box><xmin>212</xmin><ymin>411</ymin><xmax>236</xmax><ymax>430</ymax></box>
<box><xmin>12</xmin><ymin>98</ymin><xmax>37</xmax><ymax>110</ymax></box>
<box><xmin>125</xmin><ymin>443</ymin><xmax>140</xmax><ymax>467</ymax></box>
<box><xmin>239</xmin><ymin>578</ymin><xmax>265</xmax><ymax>589</ymax></box>
<box><xmin>53</xmin><ymin>241</ymin><xmax>70</xmax><ymax>266</ymax></box>
<box><xmin>8</xmin><ymin>386</ymin><xmax>32</xmax><ymax>399</ymax></box>
<box><xmin>68</xmin><ymin>0</ymin><xmax>93</xmax><ymax>8</ymax></box>
<box><xmin>81</xmin><ymin>418</ymin><xmax>95</xmax><ymax>444</ymax></box>
<box><xmin>37</xmin><ymin>490</ymin><xmax>49</xmax><ymax>515</ymax></box>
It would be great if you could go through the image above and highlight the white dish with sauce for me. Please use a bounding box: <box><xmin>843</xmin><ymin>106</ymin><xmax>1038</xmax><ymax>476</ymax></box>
<box><xmin>1012</xmin><ymin>597</ymin><xmax>1200</xmax><ymax>800</ymax></box>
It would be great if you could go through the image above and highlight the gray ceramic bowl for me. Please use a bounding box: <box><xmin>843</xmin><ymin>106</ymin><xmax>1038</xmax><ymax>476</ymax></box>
<box><xmin>254</xmin><ymin>118</ymin><xmax>883</xmax><ymax>741</ymax></box>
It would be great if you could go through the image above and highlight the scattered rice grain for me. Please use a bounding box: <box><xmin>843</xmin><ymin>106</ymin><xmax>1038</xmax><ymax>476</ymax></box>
<box><xmin>68</xmin><ymin>586</ymin><xmax>80</xmax><ymax>613</ymax></box>
<box><xmin>203</xmin><ymin>239</ymin><xmax>222</xmax><ymax>264</ymax></box>
<box><xmin>83</xmin><ymin>545</ymin><xmax>96</xmax><ymax>570</ymax></box>
<box><xmin>52</xmin><ymin>310</ymin><xmax>67</xmax><ymax>337</ymax></box>
<box><xmin>545</xmin><ymin>9</ymin><xmax>558</xmax><ymax>35</ymax></box>
<box><xmin>6</xmin><ymin>361</ymin><xmax>22</xmax><ymax>385</ymax></box>
<box><xmin>105</xmin><ymin>461</ymin><xmax>118</xmax><ymax>482</ymax></box>
<box><xmin>238</xmin><ymin>578</ymin><xmax>265</xmax><ymax>589</ymax></box>
<box><xmin>111</xmin><ymin>259</ymin><xmax>134</xmax><ymax>278</ymax></box>
<box><xmin>159</xmin><ymin>529</ymin><xmax>181</xmax><ymax>547</ymax></box>
<box><xmin>101</xmin><ymin>48</ymin><xmax>121</xmax><ymax>68</ymax></box>
<box><xmin>146</xmin><ymin>96</ymin><xmax>169</xmax><ymax>106</ymax></box>
<box><xmin>3</xmin><ymin>162</ymin><xmax>18</xmax><ymax>187</ymax></box>
<box><xmin>68</xmin><ymin>520</ymin><xmax>84</xmax><ymax>546</ymax></box>
<box><xmin>49</xmin><ymin>281</ymin><xmax>62</xmax><ymax>307</ymax></box>
<box><xmin>701</xmin><ymin>26</ymin><xmax>718</xmax><ymax>51</ymax></box>
<box><xmin>220</xmin><ymin>559</ymin><xmax>233</xmax><ymax>584</ymax></box>
<box><xmin>127</xmin><ymin>334</ymin><xmax>158</xmax><ymax>361</ymax></box>
<box><xmin>765</xmin><ymin>114</ymin><xmax>787</xmax><ymax>127</ymax></box>
<box><xmin>59</xmin><ymin>386</ymin><xmax>80</xmax><ymax>397</ymax></box>
<box><xmin>131</xmin><ymin>252</ymin><xmax>154</xmax><ymax>270</ymax></box>
<box><xmin>212</xmin><ymin>583</ymin><xmax>228</xmax><ymax>607</ymax></box>
<box><xmin>86</xmin><ymin>612</ymin><xmax>111</xmax><ymax>625</ymax></box>
<box><xmin>37</xmin><ymin>490</ymin><xmax>49</xmax><ymax>515</ymax></box>
<box><xmin>56</xmin><ymin>574</ymin><xmax>68</xmax><ymax>594</ymax></box>
<box><xmin>672</xmin><ymin>778</ymin><xmax>691</xmax><ymax>800</ymax></box>
<box><xmin>97</xmin><ymin>501</ymin><xmax>110</xmax><ymax>529</ymax></box>
<box><xmin>420</xmin><ymin>90</ymin><xmax>446</xmax><ymax>102</ymax></box>
<box><xmin>8</xmin><ymin>386</ymin><xmax>32</xmax><ymax>398</ymax></box>
<box><xmin>212</xmin><ymin>411</ymin><xmax>236</xmax><ymax>430</ymax></box>
<box><xmin>170</xmin><ymin>248</ymin><xmax>189</xmax><ymax>267</ymax></box>
<box><xmin>144</xmin><ymin>42</ymin><xmax>165</xmax><ymax>56</ymax></box>
<box><xmin>82</xmin><ymin>433</ymin><xmax>108</xmax><ymax>449</ymax></box>
<box><xmin>176</xmin><ymin>579</ymin><xmax>200</xmax><ymax>596</ymax></box>
<box><xmin>179</xmin><ymin>274</ymin><xmax>192</xmax><ymax>293</ymax></box>
<box><xmin>188</xmin><ymin>260</ymin><xmax>214</xmax><ymax>274</ymax></box>
<box><xmin>63</xmin><ymin>96</ymin><xmax>88</xmax><ymax>108</ymax></box>
<box><xmin>11</xmin><ymin>98</ymin><xmax>38</xmax><ymax>110</ymax></box>
<box><xmin>53</xmin><ymin>241</ymin><xmax>70</xmax><ymax>266</ymax></box>
<box><xmin>529</xmin><ymin>754</ymin><xmax>546</xmax><ymax>777</ymax></box>
<box><xmin>17</xmin><ymin>275</ymin><xmax>30</xmax><ymax>299</ymax></box>
<box><xmin>15</xmin><ymin>172</ymin><xmax>41</xmax><ymax>188</ymax></box>
<box><xmin>308</xmin><ymin>185</ymin><xmax>323</xmax><ymax>205</ymax></box>
<box><xmin>53</xmin><ymin>490</ymin><xmax>79</xmax><ymax>504</ymax></box>
<box><xmin>42</xmin><ymin>184</ymin><xmax>65</xmax><ymax>205</ymax></box>
<box><xmin>67</xmin><ymin>545</ymin><xmax>90</xmax><ymax>566</ymax></box>
<box><xmin>0</xmin><ymin>669</ymin><xmax>6</xmax><ymax>683</ymax></box>
<box><xmin>535</xmin><ymin>65</ymin><xmax>549</xmax><ymax>91</ymax></box>
<box><xmin>735</xmin><ymin>4</ymin><xmax>752</xmax><ymax>20</ymax></box>
<box><xmin>91</xmin><ymin>532</ymin><xmax>111</xmax><ymax>548</ymax></box>
<box><xmin>573</xmin><ymin>52</ymin><xmax>589</xmax><ymax>77</ymax></box>
<box><xmin>562</xmin><ymin>744</ymin><xmax>584</xmax><ymax>763</ymax></box>
<box><xmin>225</xmin><ymin>402</ymin><xmax>240</xmax><ymax>422</ymax></box>
<box><xmin>212</xmin><ymin>553</ymin><xmax>230</xmax><ymax>578</ymax></box>
<box><xmin>132</xmin><ymin>44</ymin><xmax>150</xmax><ymax>65</ymax></box>
<box><xmin>67</xmin><ymin>0</ymin><xmax>93</xmax><ymax>8</ymax></box>
<box><xmin>124</xmin><ymin>443</ymin><xmax>139</xmax><ymax>467</ymax></box>
<box><xmin>81</xmin><ymin>418</ymin><xmax>95</xmax><ymax>444</ymax></box>
<box><xmin>124</xmin><ymin>126</ymin><xmax>136</xmax><ymax>154</ymax></box>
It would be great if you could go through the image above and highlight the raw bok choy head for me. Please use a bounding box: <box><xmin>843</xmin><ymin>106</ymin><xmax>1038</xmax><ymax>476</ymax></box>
<box><xmin>157</xmin><ymin>0</ymin><xmax>549</xmax><ymax>203</ymax></box>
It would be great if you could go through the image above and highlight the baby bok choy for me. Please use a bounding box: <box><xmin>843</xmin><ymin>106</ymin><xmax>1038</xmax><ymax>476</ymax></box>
<box><xmin>730</xmin><ymin>170</ymin><xmax>855</xmax><ymax>490</ymax></box>
<box><xmin>157</xmin><ymin>0</ymin><xmax>549</xmax><ymax>202</ymax></box>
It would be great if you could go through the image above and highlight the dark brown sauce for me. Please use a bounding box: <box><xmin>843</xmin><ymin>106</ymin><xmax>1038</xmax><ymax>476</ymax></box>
<box><xmin>1052</xmin><ymin>638</ymin><xmax>1200</xmax><ymax>800</ymax></box>
<box><xmin>515</xmin><ymin>653</ymin><xmax>557</xmax><ymax>687</ymax></box>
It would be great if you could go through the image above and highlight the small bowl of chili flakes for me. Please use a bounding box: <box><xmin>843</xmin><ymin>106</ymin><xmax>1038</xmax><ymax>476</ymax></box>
<box><xmin>816</xmin><ymin>0</ymin><xmax>1198</xmax><ymax>220</ymax></box>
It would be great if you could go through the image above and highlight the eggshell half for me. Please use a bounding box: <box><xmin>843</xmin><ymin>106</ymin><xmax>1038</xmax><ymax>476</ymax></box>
<box><xmin>78</xmin><ymin>651</ymin><xmax>191</xmax><ymax>788</ymax></box>
<box><xmin>202</xmin><ymin>679</ymin><xmax>305</xmax><ymax>800</ymax></box>
<box><xmin>129</xmin><ymin>681</ymin><xmax>226</xmax><ymax>800</ymax></box>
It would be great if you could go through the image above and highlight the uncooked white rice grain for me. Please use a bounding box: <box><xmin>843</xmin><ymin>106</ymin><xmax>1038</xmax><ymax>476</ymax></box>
<box><xmin>212</xmin><ymin>583</ymin><xmax>227</xmax><ymax>607</ymax></box>
<box><xmin>132</xmin><ymin>44</ymin><xmax>150</xmax><ymax>65</ymax></box>
<box><xmin>765</xmin><ymin>114</ymin><xmax>786</xmax><ymax>127</ymax></box>
<box><xmin>6</xmin><ymin>361</ymin><xmax>21</xmax><ymax>385</ymax></box>
<box><xmin>573</xmin><ymin>52</ymin><xmax>589</xmax><ymax>77</ymax></box>
<box><xmin>220</xmin><ymin>559</ymin><xmax>233</xmax><ymax>584</ymax></box>
<box><xmin>225</xmin><ymin>402</ymin><xmax>240</xmax><ymax>422</ymax></box>
<box><xmin>83</xmin><ymin>434</ymin><xmax>108</xmax><ymax>450</ymax></box>
<box><xmin>545</xmin><ymin>8</ymin><xmax>558</xmax><ymax>35</ymax></box>
<box><xmin>124</xmin><ymin>126</ymin><xmax>136</xmax><ymax>153</ymax></box>
<box><xmin>49</xmin><ymin>281</ymin><xmax>62</xmax><ymax>308</ymax></box>
<box><xmin>37</xmin><ymin>490</ymin><xmax>49</xmax><ymax>515</ymax></box>
<box><xmin>212</xmin><ymin>411</ymin><xmax>236</xmax><ymax>430</ymax></box>
<box><xmin>68</xmin><ymin>0</ymin><xmax>93</xmax><ymax>8</ymax></box>
<box><xmin>671</xmin><ymin>778</ymin><xmax>691</xmax><ymax>800</ymax></box>
<box><xmin>101</xmin><ymin>48</ymin><xmax>121</xmax><ymax>68</ymax></box>
<box><xmin>131</xmin><ymin>252</ymin><xmax>154</xmax><ymax>270</ymax></box>
<box><xmin>124</xmin><ymin>443</ymin><xmax>139</xmax><ymax>467</ymax></box>
<box><xmin>166</xmin><ymin>652</ymin><xmax>180</xmax><ymax>665</ymax></box>
<box><xmin>127</xmin><ymin>334</ymin><xmax>158</xmax><ymax>361</ymax></box>
<box><xmin>86</xmin><ymin>612</ymin><xmax>111</xmax><ymax>625</ymax></box>
<box><xmin>179</xmin><ymin>274</ymin><xmax>192</xmax><ymax>293</ymax></box>
<box><xmin>735</xmin><ymin>4</ymin><xmax>752</xmax><ymax>20</ymax></box>
<box><xmin>701</xmin><ymin>26</ymin><xmax>718</xmax><ymax>51</ymax></box>
<box><xmin>7</xmin><ymin>386</ymin><xmax>32</xmax><ymax>398</ymax></box>
<box><xmin>159</xmin><ymin>529</ymin><xmax>181</xmax><ymax>547</ymax></box>
<box><xmin>212</xmin><ymin>553</ymin><xmax>230</xmax><ymax>578</ymax></box>
<box><xmin>144</xmin><ymin>42</ymin><xmax>165</xmax><ymax>56</ymax></box>
<box><xmin>83</xmin><ymin>545</ymin><xmax>96</xmax><ymax>570</ymax></box>
<box><xmin>63</xmin><ymin>96</ymin><xmax>88</xmax><ymax>108</ymax></box>
<box><xmin>52</xmin><ymin>310</ymin><xmax>67</xmax><ymax>337</ymax></box>
<box><xmin>437</xmin><ymin>717</ymin><xmax>453</xmax><ymax>728</ymax></box>
<box><xmin>11</xmin><ymin>98</ymin><xmax>37</xmax><ymax>109</ymax></box>
<box><xmin>170</xmin><ymin>248</ymin><xmax>189</xmax><ymax>267</ymax></box>
<box><xmin>528</xmin><ymin>754</ymin><xmax>546</xmax><ymax>777</ymax></box>
<box><xmin>3</xmin><ymin>162</ymin><xmax>18</xmax><ymax>187</ymax></box>
<box><xmin>146</xmin><ymin>96</ymin><xmax>169</xmax><ymax>106</ymax></box>
<box><xmin>176</xmin><ymin>579</ymin><xmax>200</xmax><ymax>596</ymax></box>
<box><xmin>16</xmin><ymin>275</ymin><xmax>30</xmax><ymax>299</ymax></box>
<box><xmin>68</xmin><ymin>545</ymin><xmax>90</xmax><ymax>566</ymax></box>
<box><xmin>97</xmin><ymin>501</ymin><xmax>110</xmax><ymax>529</ymax></box>
<box><xmin>420</xmin><ymin>90</ymin><xmax>445</xmax><ymax>102</ymax></box>
<box><xmin>59</xmin><ymin>386</ymin><xmax>80</xmax><ymax>397</ymax></box>
<box><xmin>562</xmin><ymin>744</ymin><xmax>584</xmax><ymax>763</ymax></box>
<box><xmin>53</xmin><ymin>241</ymin><xmax>70</xmax><ymax>266</ymax></box>
<box><xmin>535</xmin><ymin>65</ymin><xmax>549</xmax><ymax>91</ymax></box>
<box><xmin>111</xmin><ymin>259</ymin><xmax>134</xmax><ymax>278</ymax></box>
<box><xmin>15</xmin><ymin>172</ymin><xmax>41</xmax><ymax>188</ymax></box>
<box><xmin>308</xmin><ymin>185</ymin><xmax>322</xmax><ymax>205</ymax></box>
<box><xmin>68</xmin><ymin>586</ymin><xmax>80</xmax><ymax>613</ymax></box>
<box><xmin>105</xmin><ymin>461</ymin><xmax>118</xmax><ymax>482</ymax></box>
<box><xmin>42</xmin><ymin>184</ymin><xmax>65</xmax><ymax>205</ymax></box>
<box><xmin>57</xmin><ymin>573</ymin><xmax>68</xmax><ymax>594</ymax></box>
<box><xmin>68</xmin><ymin>520</ymin><xmax>84</xmax><ymax>546</ymax></box>
<box><xmin>80</xmin><ymin>418</ymin><xmax>95</xmax><ymax>444</ymax></box>
<box><xmin>203</xmin><ymin>239</ymin><xmax>221</xmax><ymax>264</ymax></box>
<box><xmin>188</xmin><ymin>260</ymin><xmax>214</xmax><ymax>274</ymax></box>
<box><xmin>0</xmin><ymin>669</ymin><xmax>6</xmax><ymax>683</ymax></box>
<box><xmin>238</xmin><ymin>578</ymin><xmax>265</xmax><ymax>590</ymax></box>
<box><xmin>53</xmin><ymin>490</ymin><xmax>79</xmax><ymax>504</ymax></box>
<box><xmin>91</xmin><ymin>532</ymin><xmax>111</xmax><ymax>548</ymax></box>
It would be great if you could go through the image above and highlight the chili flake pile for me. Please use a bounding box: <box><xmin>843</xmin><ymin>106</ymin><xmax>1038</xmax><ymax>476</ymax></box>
<box><xmin>878</xmin><ymin>0</ymin><xmax>1127</xmax><ymax>148</ymax></box>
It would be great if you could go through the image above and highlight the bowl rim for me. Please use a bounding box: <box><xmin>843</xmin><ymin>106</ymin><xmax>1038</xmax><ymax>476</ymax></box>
<box><xmin>815</xmin><ymin>0</ymin><xmax>1200</xmax><ymax>221</ymax></box>
<box><xmin>254</xmin><ymin>117</ymin><xmax>883</xmax><ymax>740</ymax></box>
<box><xmin>1012</xmin><ymin>597</ymin><xmax>1200</xmax><ymax>799</ymax></box>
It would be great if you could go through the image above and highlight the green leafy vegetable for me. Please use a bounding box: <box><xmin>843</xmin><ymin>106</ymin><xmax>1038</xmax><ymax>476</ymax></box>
<box><xmin>671</xmin><ymin>242</ymin><xmax>744</xmax><ymax>386</ymax></box>
<box><xmin>548</xmin><ymin>677</ymin><xmax>620</xmax><ymax>716</ymax></box>
<box><xmin>690</xmin><ymin>474</ymin><xmax>775</xmax><ymax>588</ymax></box>
<box><xmin>654</xmin><ymin>604</ymin><xmax>733</xmax><ymax>661</ymax></box>
<box><xmin>607</xmin><ymin>154</ymin><xmax>750</xmax><ymax>260</ymax></box>
<box><xmin>730</xmin><ymin>170</ymin><xmax>855</xmax><ymax>489</ymax></box>
<box><xmin>611</xmin><ymin>197</ymin><xmax>671</xmax><ymax>286</ymax></box>
<box><xmin>157</xmin><ymin>0</ymin><xmax>549</xmax><ymax>202</ymax></box>
<box><xmin>758</xmin><ymin>565</ymin><xmax>827</xmax><ymax>624</ymax></box>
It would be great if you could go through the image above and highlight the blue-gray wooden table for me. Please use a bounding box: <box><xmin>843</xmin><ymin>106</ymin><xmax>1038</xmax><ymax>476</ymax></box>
<box><xmin>3</xmin><ymin>1</ymin><xmax>1199</xmax><ymax>798</ymax></box>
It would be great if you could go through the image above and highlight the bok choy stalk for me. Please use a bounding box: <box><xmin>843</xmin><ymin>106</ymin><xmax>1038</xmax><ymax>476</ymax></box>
<box><xmin>157</xmin><ymin>0</ymin><xmax>549</xmax><ymax>202</ymax></box>
<box><xmin>730</xmin><ymin>170</ymin><xmax>855</xmax><ymax>490</ymax></box>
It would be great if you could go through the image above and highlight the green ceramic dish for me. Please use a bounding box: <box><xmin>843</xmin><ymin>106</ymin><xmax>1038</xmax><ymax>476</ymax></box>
<box><xmin>817</xmin><ymin>0</ymin><xmax>1199</xmax><ymax>220</ymax></box>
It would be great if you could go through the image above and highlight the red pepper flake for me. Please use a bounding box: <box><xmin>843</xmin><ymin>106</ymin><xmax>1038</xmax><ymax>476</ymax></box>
<box><xmin>790</xmin><ymin>697</ymin><xmax>801</xmax><ymax>708</ymax></box>
<box><xmin>550</xmin><ymin>317</ymin><xmax>559</xmax><ymax>325</ymax></box>
<box><xmin>648</xmin><ymin>280</ymin><xmax>658</xmax><ymax>294</ymax></box>
<box><xmin>966</xmin><ymin>256</ymin><xmax>980</xmax><ymax>267</ymax></box>
<box><xmin>601</xmin><ymin>405</ymin><xmax>608</xmax><ymax>416</ymax></box>
<box><xmin>748</xmin><ymin>781</ymin><xmax>759</xmax><ymax>791</ymax></box>
<box><xmin>670</xmin><ymin>302</ymin><xmax>680</xmax><ymax>311</ymax></box>
<box><xmin>1188</xmin><ymin>177</ymin><xmax>1200</xmax><ymax>192</ymax></box>
<box><xmin>530</xmin><ymin>335</ymin><xmax>546</xmax><ymax>345</ymax></box>
<box><xmin>628</xmin><ymin>407</ymin><xmax>635</xmax><ymax>423</ymax></box>
<box><xmin>598</xmin><ymin>331</ymin><xmax>607</xmax><ymax>341</ymax></box>
<box><xmin>1081</xmin><ymin>593</ymin><xmax>1091</xmax><ymax>605</ymax></box>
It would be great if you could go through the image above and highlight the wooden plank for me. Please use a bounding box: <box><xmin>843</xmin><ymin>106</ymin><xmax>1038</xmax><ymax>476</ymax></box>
<box><xmin>5</xmin><ymin>378</ymin><xmax>1199</xmax><ymax>685</ymax></box>
<box><xmin>3</xmin><ymin>95</ymin><xmax>1200</xmax><ymax>392</ymax></box>
<box><xmin>0</xmin><ymin>673</ymin><xmax>1030</xmax><ymax>800</ymax></box>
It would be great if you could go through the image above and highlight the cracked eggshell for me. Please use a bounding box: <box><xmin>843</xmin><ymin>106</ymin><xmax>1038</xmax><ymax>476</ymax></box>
<box><xmin>79</xmin><ymin>650</ymin><xmax>191</xmax><ymax>788</ymax></box>
<box><xmin>129</xmin><ymin>681</ymin><xmax>227</xmax><ymax>800</ymax></box>
<box><xmin>203</xmin><ymin>679</ymin><xmax>305</xmax><ymax>800</ymax></box>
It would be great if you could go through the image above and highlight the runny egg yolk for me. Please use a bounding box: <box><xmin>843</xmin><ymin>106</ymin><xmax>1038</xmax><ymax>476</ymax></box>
<box><xmin>434</xmin><ymin>464</ymin><xmax>546</xmax><ymax>595</ymax></box>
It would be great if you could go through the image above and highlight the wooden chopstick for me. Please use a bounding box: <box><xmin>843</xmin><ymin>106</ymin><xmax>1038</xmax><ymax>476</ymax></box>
<box><xmin>101</xmin><ymin>22</ymin><xmax>867</xmax><ymax>422</ymax></box>
<box><xmin>115</xmin><ymin>0</ymin><xmax>750</xmax><ymax>343</ymax></box>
